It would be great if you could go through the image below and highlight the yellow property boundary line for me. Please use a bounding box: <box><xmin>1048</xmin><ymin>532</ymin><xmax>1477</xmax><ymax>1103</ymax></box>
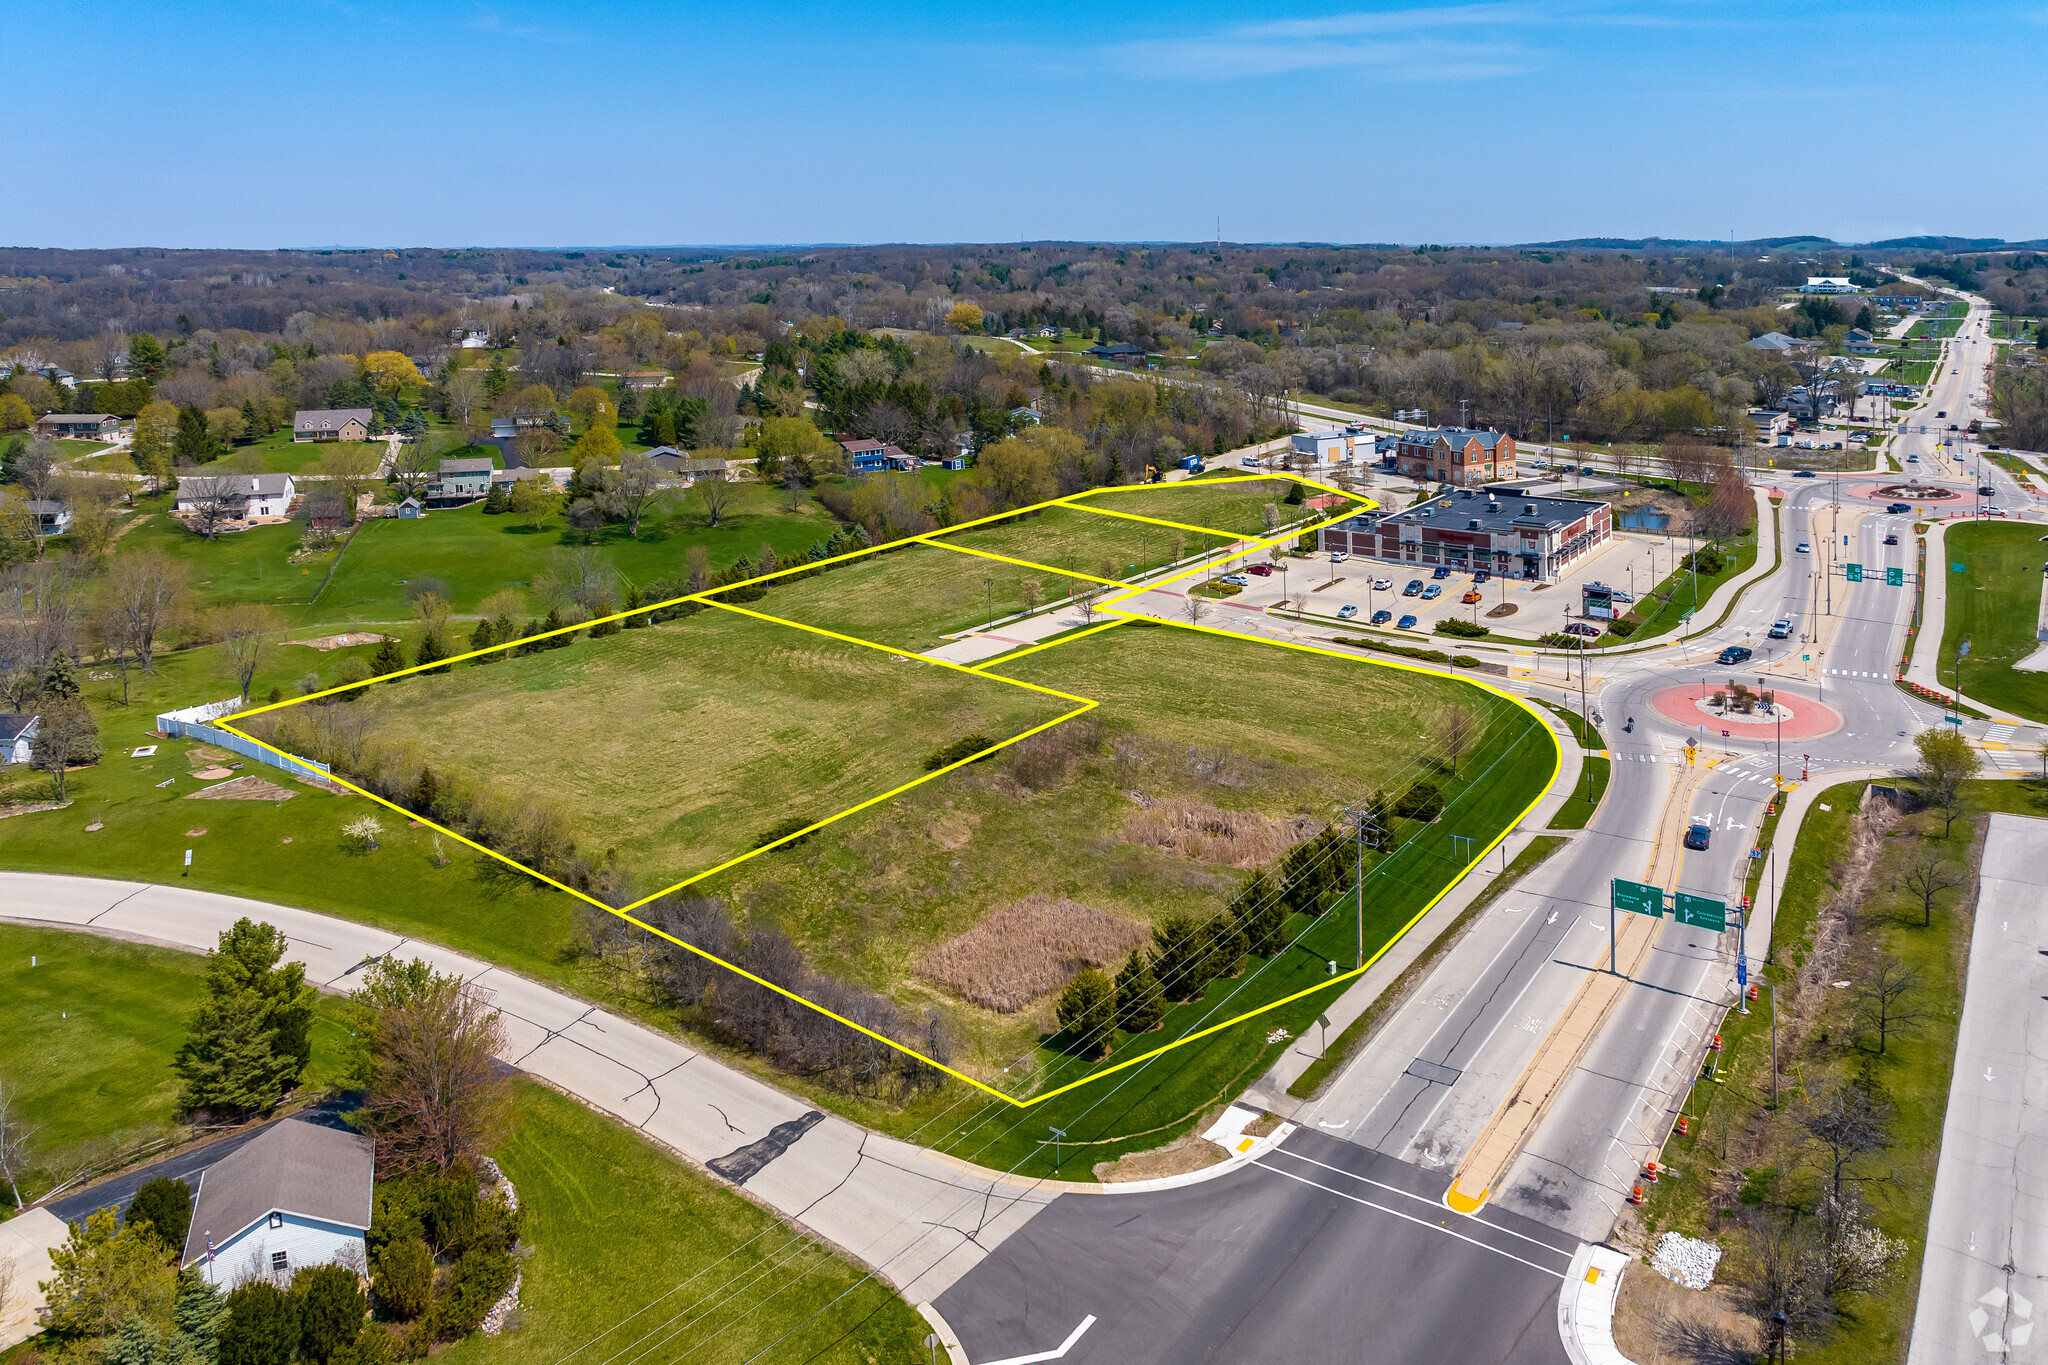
<box><xmin>216</xmin><ymin>473</ymin><xmax>1559</xmax><ymax>1109</ymax></box>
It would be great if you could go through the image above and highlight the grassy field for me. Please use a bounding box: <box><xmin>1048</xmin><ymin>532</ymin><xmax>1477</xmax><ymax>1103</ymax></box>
<box><xmin>327</xmin><ymin>606</ymin><xmax>1077</xmax><ymax>893</ymax></box>
<box><xmin>0</xmin><ymin>923</ymin><xmax>349</xmax><ymax>1206</ymax></box>
<box><xmin>744</xmin><ymin>541</ymin><xmax>1097</xmax><ymax>651</ymax></box>
<box><xmin>1072</xmin><ymin>479</ymin><xmax>1318</xmax><ymax>536</ymax></box>
<box><xmin>191</xmin><ymin>429</ymin><xmax>374</xmax><ymax>476</ymax></box>
<box><xmin>438</xmin><ymin>1082</ymin><xmax>926</xmax><ymax>1365</ymax></box>
<box><xmin>1938</xmin><ymin>521</ymin><xmax>2048</xmax><ymax>723</ymax></box>
<box><xmin>933</xmin><ymin>504</ymin><xmax>1224</xmax><ymax>581</ymax></box>
<box><xmin>696</xmin><ymin>620</ymin><xmax>1555</xmax><ymax>1172</ymax></box>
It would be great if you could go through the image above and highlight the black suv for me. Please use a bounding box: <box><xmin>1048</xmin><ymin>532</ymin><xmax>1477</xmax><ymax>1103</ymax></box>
<box><xmin>1717</xmin><ymin>645</ymin><xmax>1754</xmax><ymax>665</ymax></box>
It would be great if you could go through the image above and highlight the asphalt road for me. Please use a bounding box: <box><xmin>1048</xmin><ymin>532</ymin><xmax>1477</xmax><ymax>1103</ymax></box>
<box><xmin>935</xmin><ymin>1129</ymin><xmax>1574</xmax><ymax>1365</ymax></box>
<box><xmin>1906</xmin><ymin>813</ymin><xmax>2048</xmax><ymax>1364</ymax></box>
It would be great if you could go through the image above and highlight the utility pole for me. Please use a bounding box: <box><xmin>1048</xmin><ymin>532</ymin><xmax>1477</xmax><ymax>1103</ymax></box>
<box><xmin>1343</xmin><ymin>800</ymin><xmax>1374</xmax><ymax>969</ymax></box>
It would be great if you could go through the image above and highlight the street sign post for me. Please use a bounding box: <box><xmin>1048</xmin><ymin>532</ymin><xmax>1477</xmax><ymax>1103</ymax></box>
<box><xmin>1610</xmin><ymin>878</ymin><xmax>1664</xmax><ymax>976</ymax></box>
<box><xmin>1674</xmin><ymin>893</ymin><xmax>1728</xmax><ymax>932</ymax></box>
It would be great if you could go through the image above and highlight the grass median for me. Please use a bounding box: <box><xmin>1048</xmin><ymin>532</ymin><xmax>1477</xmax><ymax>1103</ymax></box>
<box><xmin>1937</xmin><ymin>520</ymin><xmax>2048</xmax><ymax>724</ymax></box>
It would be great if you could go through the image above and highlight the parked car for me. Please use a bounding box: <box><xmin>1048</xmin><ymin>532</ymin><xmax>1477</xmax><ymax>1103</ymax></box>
<box><xmin>1397</xmin><ymin>613</ymin><xmax>1418</xmax><ymax>630</ymax></box>
<box><xmin>1717</xmin><ymin>645</ymin><xmax>1754</xmax><ymax>665</ymax></box>
<box><xmin>1796</xmin><ymin>541</ymin><xmax>1811</xmax><ymax>554</ymax></box>
<box><xmin>1421</xmin><ymin>583</ymin><xmax>1443</xmax><ymax>600</ymax></box>
<box><xmin>1247</xmin><ymin>563</ymin><xmax>1274</xmax><ymax>576</ymax></box>
<box><xmin>1461</xmin><ymin>589</ymin><xmax>1482</xmax><ymax>604</ymax></box>
<box><xmin>1564</xmin><ymin>622</ymin><xmax>1601</xmax><ymax>638</ymax></box>
<box><xmin>1220</xmin><ymin>573</ymin><xmax>1250</xmax><ymax>586</ymax></box>
<box><xmin>1370</xmin><ymin>609</ymin><xmax>1393</xmax><ymax>626</ymax></box>
<box><xmin>1581</xmin><ymin>465</ymin><xmax>1597</xmax><ymax>475</ymax></box>
<box><xmin>1373</xmin><ymin>577</ymin><xmax>1393</xmax><ymax>591</ymax></box>
<box><xmin>1793</xmin><ymin>469</ymin><xmax>1816</xmax><ymax>478</ymax></box>
<box><xmin>1983</xmin><ymin>506</ymin><xmax>2007</xmax><ymax>517</ymax></box>
<box><xmin>1403</xmin><ymin>579</ymin><xmax>1424</xmax><ymax>596</ymax></box>
<box><xmin>1884</xmin><ymin>532</ymin><xmax>1899</xmax><ymax>545</ymax></box>
<box><xmin>1337</xmin><ymin>603</ymin><xmax>1359</xmax><ymax>620</ymax></box>
<box><xmin>1473</xmin><ymin>569</ymin><xmax>1490</xmax><ymax>584</ymax></box>
<box><xmin>1768</xmin><ymin>618</ymin><xmax>1793</xmax><ymax>639</ymax></box>
<box><xmin>1683</xmin><ymin>822</ymin><xmax>1712</xmax><ymax>851</ymax></box>
<box><xmin>1330</xmin><ymin>552</ymin><xmax>1350</xmax><ymax>564</ymax></box>
<box><xmin>1241</xmin><ymin>455</ymin><xmax>1263</xmax><ymax>467</ymax></box>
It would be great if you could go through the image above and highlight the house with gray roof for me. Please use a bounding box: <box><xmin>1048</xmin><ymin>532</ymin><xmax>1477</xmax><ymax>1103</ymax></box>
<box><xmin>174</xmin><ymin>473</ymin><xmax>296</xmax><ymax>520</ymax></box>
<box><xmin>1393</xmin><ymin>426</ymin><xmax>1518</xmax><ymax>487</ymax></box>
<box><xmin>0</xmin><ymin>713</ymin><xmax>38</xmax><ymax>766</ymax></box>
<box><xmin>33</xmin><ymin>413</ymin><xmax>119</xmax><ymax>440</ymax></box>
<box><xmin>428</xmin><ymin>456</ymin><xmax>496</xmax><ymax>503</ymax></box>
<box><xmin>1745</xmin><ymin>331</ymin><xmax>1818</xmax><ymax>355</ymax></box>
<box><xmin>181</xmin><ymin>1119</ymin><xmax>374</xmax><ymax>1289</ymax></box>
<box><xmin>292</xmin><ymin>409</ymin><xmax>375</xmax><ymax>443</ymax></box>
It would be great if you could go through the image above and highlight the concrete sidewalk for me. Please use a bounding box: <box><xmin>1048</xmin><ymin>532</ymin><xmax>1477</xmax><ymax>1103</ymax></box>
<box><xmin>0</xmin><ymin>873</ymin><xmax>1055</xmax><ymax>1308</ymax></box>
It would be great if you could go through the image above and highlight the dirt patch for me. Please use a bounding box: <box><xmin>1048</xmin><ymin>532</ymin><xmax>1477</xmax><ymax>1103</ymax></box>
<box><xmin>927</xmin><ymin>810</ymin><xmax>980</xmax><ymax>849</ymax></box>
<box><xmin>0</xmin><ymin>799</ymin><xmax>73</xmax><ymax>820</ymax></box>
<box><xmin>292</xmin><ymin>632</ymin><xmax>391</xmax><ymax>651</ymax></box>
<box><xmin>914</xmin><ymin>893</ymin><xmax>1149</xmax><ymax>1013</ymax></box>
<box><xmin>193</xmin><ymin>766</ymin><xmax>235</xmax><ymax>780</ymax></box>
<box><xmin>185</xmin><ymin>775</ymin><xmax>297</xmax><ymax>802</ymax></box>
<box><xmin>1612</xmin><ymin>1253</ymin><xmax>1760</xmax><ymax>1363</ymax></box>
<box><xmin>184</xmin><ymin>745</ymin><xmax>232</xmax><ymax>767</ymax></box>
<box><xmin>1093</xmin><ymin>1125</ymin><xmax>1228</xmax><ymax>1183</ymax></box>
<box><xmin>1120</xmin><ymin>796</ymin><xmax>1318</xmax><ymax>868</ymax></box>
<box><xmin>1485</xmin><ymin>601</ymin><xmax>1519</xmax><ymax>618</ymax></box>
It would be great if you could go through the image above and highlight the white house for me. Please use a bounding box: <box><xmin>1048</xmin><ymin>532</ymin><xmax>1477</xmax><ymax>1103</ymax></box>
<box><xmin>1798</xmin><ymin>277</ymin><xmax>1856</xmax><ymax>294</ymax></box>
<box><xmin>453</xmin><ymin>325</ymin><xmax>491</xmax><ymax>348</ymax></box>
<box><xmin>27</xmin><ymin>500</ymin><xmax>73</xmax><ymax>535</ymax></box>
<box><xmin>175</xmin><ymin>473</ymin><xmax>297</xmax><ymax>519</ymax></box>
<box><xmin>429</xmin><ymin>456</ymin><xmax>495</xmax><ymax>502</ymax></box>
<box><xmin>181</xmin><ymin>1120</ymin><xmax>374</xmax><ymax>1289</ymax></box>
<box><xmin>0</xmin><ymin>714</ymin><xmax>38</xmax><ymax>765</ymax></box>
<box><xmin>1289</xmin><ymin>430</ymin><xmax>1355</xmax><ymax>466</ymax></box>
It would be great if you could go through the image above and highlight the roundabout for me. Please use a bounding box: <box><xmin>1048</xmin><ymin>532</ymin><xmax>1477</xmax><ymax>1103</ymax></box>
<box><xmin>1647</xmin><ymin>682</ymin><xmax>1844</xmax><ymax>741</ymax></box>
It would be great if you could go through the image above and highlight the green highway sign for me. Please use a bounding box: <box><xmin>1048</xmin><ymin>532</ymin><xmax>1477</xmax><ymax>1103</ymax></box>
<box><xmin>1886</xmin><ymin>566</ymin><xmax>1904</xmax><ymax>586</ymax></box>
<box><xmin>1612</xmin><ymin>878</ymin><xmax>1664</xmax><ymax>917</ymax></box>
<box><xmin>1845</xmin><ymin>562</ymin><xmax>1863</xmax><ymax>582</ymax></box>
<box><xmin>1674</xmin><ymin>893</ymin><xmax>1728</xmax><ymax>932</ymax></box>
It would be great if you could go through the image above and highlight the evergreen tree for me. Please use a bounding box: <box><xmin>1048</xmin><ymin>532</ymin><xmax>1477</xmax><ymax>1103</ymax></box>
<box><xmin>481</xmin><ymin>481</ymin><xmax>511</xmax><ymax>514</ymax></box>
<box><xmin>289</xmin><ymin>1264</ymin><xmax>366</xmax><ymax>1364</ymax></box>
<box><xmin>1230</xmin><ymin>870</ymin><xmax>1288</xmax><ymax>959</ymax></box>
<box><xmin>469</xmin><ymin>617</ymin><xmax>497</xmax><ymax>658</ymax></box>
<box><xmin>756</xmin><ymin>542</ymin><xmax>778</xmax><ymax>579</ymax></box>
<box><xmin>515</xmin><ymin>618</ymin><xmax>542</xmax><ymax>656</ymax></box>
<box><xmin>172</xmin><ymin>919</ymin><xmax>319</xmax><ymax>1116</ymax></box>
<box><xmin>615</xmin><ymin>383</ymin><xmax>643</xmax><ymax>423</ymax></box>
<box><xmin>412</xmin><ymin>626</ymin><xmax>450</xmax><ymax>675</ymax></box>
<box><xmin>482</xmin><ymin>353</ymin><xmax>509</xmax><ymax>401</ymax></box>
<box><xmin>1199</xmin><ymin>915</ymin><xmax>1247</xmax><ymax>981</ymax></box>
<box><xmin>239</xmin><ymin>398</ymin><xmax>262</xmax><ymax>437</ymax></box>
<box><xmin>412</xmin><ymin>766</ymin><xmax>439</xmax><ymax>817</ymax></box>
<box><xmin>588</xmin><ymin>599</ymin><xmax>620</xmax><ymax>637</ymax></box>
<box><xmin>1053</xmin><ymin>968</ymin><xmax>1117</xmax><ymax>1057</ymax></box>
<box><xmin>369</xmin><ymin>636</ymin><xmax>405</xmax><ymax>677</ymax></box>
<box><xmin>807</xmin><ymin>540</ymin><xmax>827</xmax><ymax>562</ymax></box>
<box><xmin>1113</xmin><ymin>950</ymin><xmax>1163</xmax><ymax>1034</ymax></box>
<box><xmin>218</xmin><ymin>1282</ymin><xmax>297</xmax><ymax>1365</ymax></box>
<box><xmin>127</xmin><ymin>1175</ymin><xmax>195</xmax><ymax>1252</ymax></box>
<box><xmin>540</xmin><ymin>606</ymin><xmax>573</xmax><ymax>647</ymax></box>
<box><xmin>172</xmin><ymin>405</ymin><xmax>217</xmax><ymax>466</ymax></box>
<box><xmin>1148</xmin><ymin>912</ymin><xmax>1207</xmax><ymax>1002</ymax></box>
<box><xmin>174</xmin><ymin>1269</ymin><xmax>229</xmax><ymax>1363</ymax></box>
<box><xmin>622</xmin><ymin>583</ymin><xmax>649</xmax><ymax>628</ymax></box>
<box><xmin>41</xmin><ymin>650</ymin><xmax>81</xmax><ymax>699</ymax></box>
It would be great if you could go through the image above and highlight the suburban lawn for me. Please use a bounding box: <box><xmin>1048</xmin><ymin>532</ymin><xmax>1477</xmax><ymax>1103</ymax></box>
<box><xmin>933</xmin><ymin>503</ymin><xmax>1222</xmax><ymax>581</ymax></box>
<box><xmin>306</xmin><ymin>605</ymin><xmax>1077</xmax><ymax>894</ymax></box>
<box><xmin>192</xmin><ymin>428</ymin><xmax>371</xmax><ymax>476</ymax></box>
<box><xmin>0</xmin><ymin>922</ymin><xmax>350</xmax><ymax>1207</ymax></box>
<box><xmin>1070</xmin><ymin>479</ymin><xmax>1326</xmax><ymax>537</ymax></box>
<box><xmin>438</xmin><ymin>1081</ymin><xmax>927</xmax><ymax>1365</ymax></box>
<box><xmin>741</xmin><ymin>541</ymin><xmax>1097</xmax><ymax>651</ymax></box>
<box><xmin>1938</xmin><ymin>520</ymin><xmax>2048</xmax><ymax>724</ymax></box>
<box><xmin>697</xmin><ymin>620</ymin><xmax>1556</xmax><ymax>1174</ymax></box>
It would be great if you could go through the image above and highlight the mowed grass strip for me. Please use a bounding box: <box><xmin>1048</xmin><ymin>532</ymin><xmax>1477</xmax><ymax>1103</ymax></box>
<box><xmin>931</xmin><ymin>504</ymin><xmax>1225</xmax><ymax>581</ymax></box>
<box><xmin>0</xmin><ymin>924</ymin><xmax>351</xmax><ymax>1185</ymax></box>
<box><xmin>742</xmin><ymin>541</ymin><xmax>1099</xmax><ymax>652</ymax></box>
<box><xmin>351</xmin><ymin>606</ymin><xmax>1076</xmax><ymax>891</ymax></box>
<box><xmin>1068</xmin><ymin>478</ymin><xmax>1328</xmax><ymax>536</ymax></box>
<box><xmin>439</xmin><ymin>1081</ymin><xmax>926</xmax><ymax>1365</ymax></box>
<box><xmin>1940</xmin><ymin>520</ymin><xmax>2048</xmax><ymax>724</ymax></box>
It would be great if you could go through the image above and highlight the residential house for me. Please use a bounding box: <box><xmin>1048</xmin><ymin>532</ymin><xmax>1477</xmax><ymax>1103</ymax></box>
<box><xmin>1798</xmin><ymin>277</ymin><xmax>1856</xmax><ymax>294</ymax></box>
<box><xmin>490</xmin><ymin>416</ymin><xmax>518</xmax><ymax>440</ymax></box>
<box><xmin>620</xmin><ymin>371</ymin><xmax>670</xmax><ymax>390</ymax></box>
<box><xmin>40</xmin><ymin>367</ymin><xmax>77</xmax><ymax>389</ymax></box>
<box><xmin>181</xmin><ymin>1119</ymin><xmax>374</xmax><ymax>1290</ymax></box>
<box><xmin>33</xmin><ymin>413</ymin><xmax>119</xmax><ymax>439</ymax></box>
<box><xmin>0</xmin><ymin>714</ymin><xmax>37</xmax><ymax>765</ymax></box>
<box><xmin>1745</xmin><ymin>331</ymin><xmax>1819</xmax><ymax>357</ymax></box>
<box><xmin>174</xmin><ymin>473</ymin><xmax>297</xmax><ymax>520</ymax></box>
<box><xmin>1318</xmin><ymin>487</ymin><xmax>1611</xmax><ymax>583</ymax></box>
<box><xmin>27</xmin><ymin>500</ymin><xmax>72</xmax><ymax>535</ymax></box>
<box><xmin>453</xmin><ymin>325</ymin><xmax>492</xmax><ymax>348</ymax></box>
<box><xmin>645</xmin><ymin>448</ymin><xmax>729</xmax><ymax>481</ymax></box>
<box><xmin>1084</xmin><ymin>342</ymin><xmax>1146</xmax><ymax>367</ymax></box>
<box><xmin>1393</xmin><ymin>427</ymin><xmax>1518</xmax><ymax>487</ymax></box>
<box><xmin>1036</xmin><ymin>325</ymin><xmax>1061</xmax><ymax>339</ymax></box>
<box><xmin>839</xmin><ymin>437</ymin><xmax>889</xmax><ymax>473</ymax></box>
<box><xmin>1009</xmin><ymin>406</ymin><xmax>1040</xmax><ymax>426</ymax></box>
<box><xmin>292</xmin><ymin>409</ymin><xmax>374</xmax><ymax>443</ymax></box>
<box><xmin>428</xmin><ymin>457</ymin><xmax>495</xmax><ymax>503</ymax></box>
<box><xmin>1846</xmin><ymin>328</ymin><xmax>1878</xmax><ymax>354</ymax></box>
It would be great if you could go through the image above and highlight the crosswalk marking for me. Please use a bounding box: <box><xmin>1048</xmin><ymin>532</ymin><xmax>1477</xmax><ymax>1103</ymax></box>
<box><xmin>1823</xmin><ymin>669</ymin><xmax>1896</xmax><ymax>678</ymax></box>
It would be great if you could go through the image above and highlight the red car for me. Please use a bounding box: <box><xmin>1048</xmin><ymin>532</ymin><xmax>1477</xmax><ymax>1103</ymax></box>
<box><xmin>1247</xmin><ymin>563</ymin><xmax>1275</xmax><ymax>576</ymax></box>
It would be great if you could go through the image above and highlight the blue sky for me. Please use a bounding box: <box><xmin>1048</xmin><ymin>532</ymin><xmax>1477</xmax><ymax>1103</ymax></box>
<box><xmin>6</xmin><ymin>1</ymin><xmax>2043</xmax><ymax>247</ymax></box>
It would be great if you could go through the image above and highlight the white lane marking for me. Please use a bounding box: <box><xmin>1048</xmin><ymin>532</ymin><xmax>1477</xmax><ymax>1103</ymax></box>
<box><xmin>1264</xmin><ymin>1148</ymin><xmax>1577</xmax><ymax>1260</ymax></box>
<box><xmin>974</xmin><ymin>1316</ymin><xmax>1097</xmax><ymax>1365</ymax></box>
<box><xmin>1249</xmin><ymin>1161</ymin><xmax>1567</xmax><ymax>1279</ymax></box>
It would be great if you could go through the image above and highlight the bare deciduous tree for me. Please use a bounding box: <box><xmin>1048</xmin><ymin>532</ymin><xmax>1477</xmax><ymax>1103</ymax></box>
<box><xmin>1896</xmin><ymin>841</ymin><xmax>1966</xmax><ymax>928</ymax></box>
<box><xmin>596</xmin><ymin>451</ymin><xmax>663</xmax><ymax>536</ymax></box>
<box><xmin>1179</xmin><ymin>592</ymin><xmax>1210</xmax><ymax>626</ymax></box>
<box><xmin>0</xmin><ymin>1076</ymin><xmax>39</xmax><ymax>1211</ymax></box>
<box><xmin>694</xmin><ymin>470</ymin><xmax>737</xmax><ymax>528</ymax></box>
<box><xmin>1437</xmin><ymin>703</ymin><xmax>1480</xmax><ymax>777</ymax></box>
<box><xmin>1854</xmin><ymin>954</ymin><xmax>1927</xmax><ymax>1056</ymax></box>
<box><xmin>316</xmin><ymin>443</ymin><xmax>381</xmax><ymax>519</ymax></box>
<box><xmin>95</xmin><ymin>550</ymin><xmax>186</xmax><ymax>698</ymax></box>
<box><xmin>355</xmin><ymin>972</ymin><xmax>512</xmax><ymax>1174</ymax></box>
<box><xmin>1800</xmin><ymin>1080</ymin><xmax>1892</xmax><ymax>1195</ymax></box>
<box><xmin>215</xmin><ymin>603</ymin><xmax>283</xmax><ymax>700</ymax></box>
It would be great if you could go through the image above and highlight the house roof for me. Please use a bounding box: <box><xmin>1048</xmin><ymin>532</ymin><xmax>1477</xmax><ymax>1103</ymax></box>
<box><xmin>27</xmin><ymin>499</ymin><xmax>67</xmax><ymax>515</ymax></box>
<box><xmin>1747</xmin><ymin>331</ymin><xmax>1813</xmax><ymax>351</ymax></box>
<box><xmin>1397</xmin><ymin>426</ymin><xmax>1510</xmax><ymax>452</ymax></box>
<box><xmin>1366</xmin><ymin>486</ymin><xmax>1605</xmax><ymax>535</ymax></box>
<box><xmin>839</xmin><ymin>438</ymin><xmax>886</xmax><ymax>454</ymax></box>
<box><xmin>181</xmin><ymin>473</ymin><xmax>293</xmax><ymax>498</ymax></box>
<box><xmin>293</xmin><ymin>408</ymin><xmax>374</xmax><ymax>432</ymax></box>
<box><xmin>180</xmin><ymin>1119</ymin><xmax>374</xmax><ymax>1267</ymax></box>
<box><xmin>1088</xmin><ymin>343</ymin><xmax>1144</xmax><ymax>356</ymax></box>
<box><xmin>0</xmin><ymin>714</ymin><xmax>36</xmax><ymax>744</ymax></box>
<box><xmin>40</xmin><ymin>412</ymin><xmax>114</xmax><ymax>424</ymax></box>
<box><xmin>438</xmin><ymin>457</ymin><xmax>496</xmax><ymax>474</ymax></box>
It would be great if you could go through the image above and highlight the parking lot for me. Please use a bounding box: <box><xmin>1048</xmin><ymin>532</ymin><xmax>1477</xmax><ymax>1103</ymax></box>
<box><xmin>1212</xmin><ymin>530</ymin><xmax>1677</xmax><ymax>642</ymax></box>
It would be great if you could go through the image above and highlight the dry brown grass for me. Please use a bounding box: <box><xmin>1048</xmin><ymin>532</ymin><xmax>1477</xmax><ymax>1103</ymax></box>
<box><xmin>915</xmin><ymin>893</ymin><xmax>1149</xmax><ymax>1013</ymax></box>
<box><xmin>1119</xmin><ymin>797</ymin><xmax>1318</xmax><ymax>869</ymax></box>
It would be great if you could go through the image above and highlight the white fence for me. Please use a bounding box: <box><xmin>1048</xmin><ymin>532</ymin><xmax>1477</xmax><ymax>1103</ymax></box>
<box><xmin>156</xmin><ymin>698</ymin><xmax>332</xmax><ymax>784</ymax></box>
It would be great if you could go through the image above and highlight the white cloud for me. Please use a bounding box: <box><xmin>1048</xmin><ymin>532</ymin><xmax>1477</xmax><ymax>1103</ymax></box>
<box><xmin>1095</xmin><ymin>3</ymin><xmax>1542</xmax><ymax>81</ymax></box>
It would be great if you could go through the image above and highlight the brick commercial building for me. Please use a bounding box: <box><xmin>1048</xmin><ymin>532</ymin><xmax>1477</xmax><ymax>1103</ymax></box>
<box><xmin>1318</xmin><ymin>486</ymin><xmax>1612</xmax><ymax>582</ymax></box>
<box><xmin>1394</xmin><ymin>427</ymin><xmax>1517</xmax><ymax>486</ymax></box>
